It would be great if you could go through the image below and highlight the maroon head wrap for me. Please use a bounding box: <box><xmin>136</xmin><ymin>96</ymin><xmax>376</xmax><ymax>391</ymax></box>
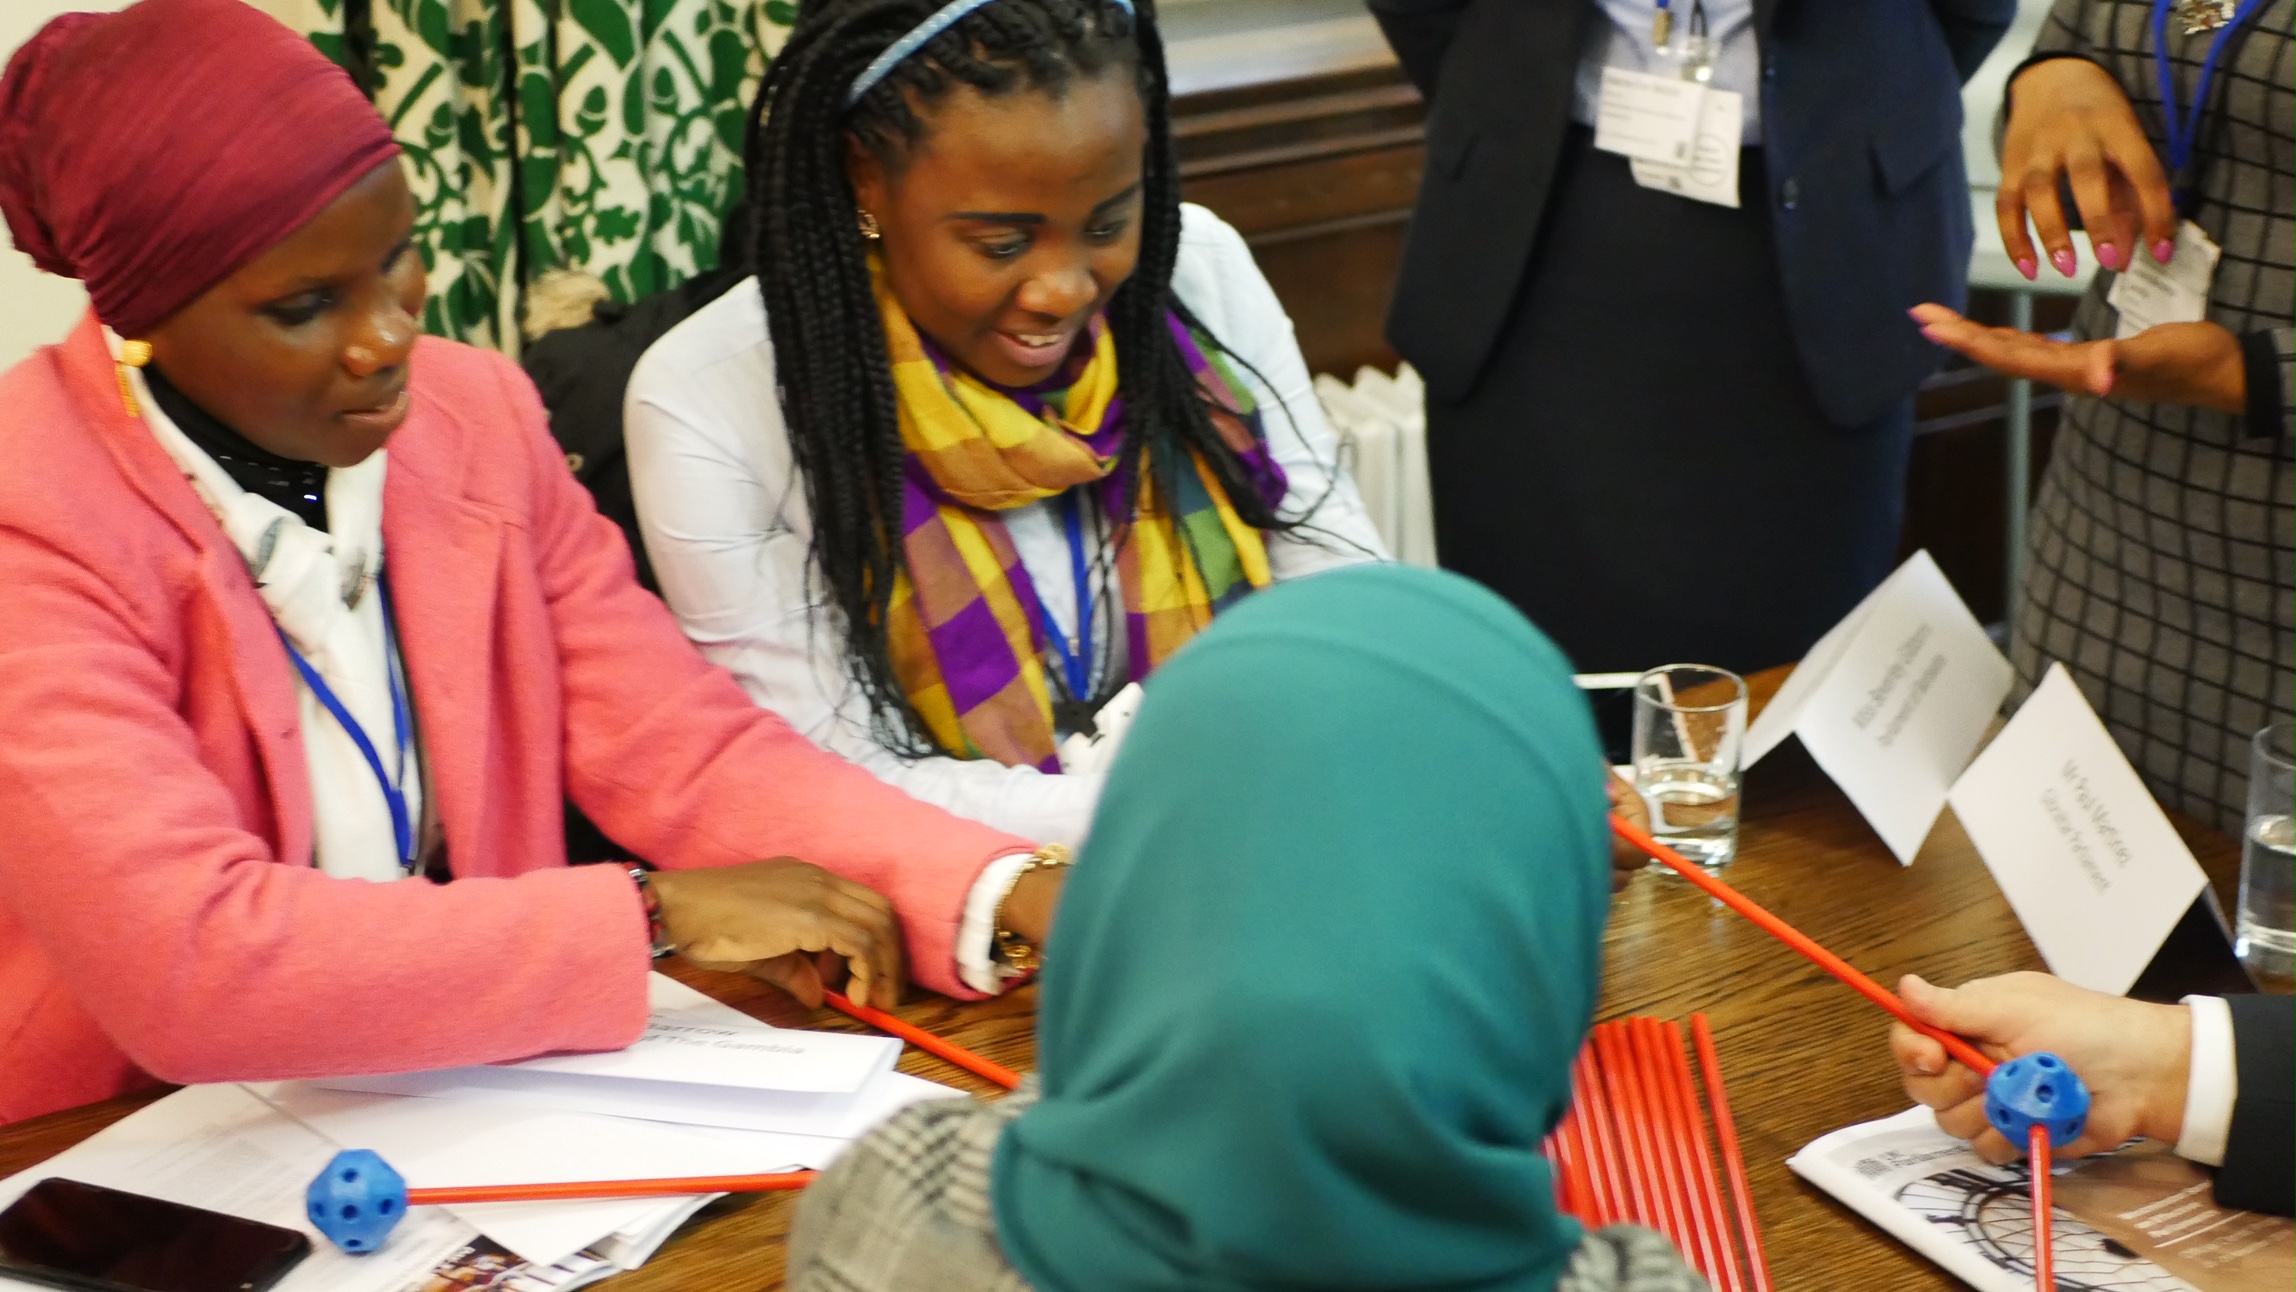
<box><xmin>0</xmin><ymin>0</ymin><xmax>402</xmax><ymax>339</ymax></box>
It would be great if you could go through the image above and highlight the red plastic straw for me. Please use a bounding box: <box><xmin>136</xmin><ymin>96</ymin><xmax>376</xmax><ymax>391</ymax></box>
<box><xmin>826</xmin><ymin>992</ymin><xmax>1021</xmax><ymax>1089</ymax></box>
<box><xmin>1589</xmin><ymin>1028</ymin><xmax>1661</xmax><ymax>1234</ymax></box>
<box><xmin>1549</xmin><ymin>1118</ymin><xmax>1595</xmax><ymax>1223</ymax></box>
<box><xmin>1612</xmin><ymin>814</ymin><xmax>1998</xmax><ymax>1078</ymax></box>
<box><xmin>1561</xmin><ymin>1106</ymin><xmax>1608</xmax><ymax>1226</ymax></box>
<box><xmin>1632</xmin><ymin>1022</ymin><xmax>1699</xmax><ymax>1253</ymax></box>
<box><xmin>1597</xmin><ymin>1023</ymin><xmax>1690</xmax><ymax>1247</ymax></box>
<box><xmin>1666</xmin><ymin>1019</ymin><xmax>1746</xmax><ymax>1292</ymax></box>
<box><xmin>1691</xmin><ymin>1015</ymin><xmax>1771</xmax><ymax>1292</ymax></box>
<box><xmin>2030</xmin><ymin>1126</ymin><xmax>2054</xmax><ymax>1292</ymax></box>
<box><xmin>1573</xmin><ymin>1050</ymin><xmax>1631</xmax><ymax>1225</ymax></box>
<box><xmin>406</xmin><ymin>1171</ymin><xmax>817</xmax><ymax>1205</ymax></box>
<box><xmin>1636</xmin><ymin>1018</ymin><xmax>1730</xmax><ymax>1289</ymax></box>
<box><xmin>1627</xmin><ymin>1020</ymin><xmax>1714</xmax><ymax>1281</ymax></box>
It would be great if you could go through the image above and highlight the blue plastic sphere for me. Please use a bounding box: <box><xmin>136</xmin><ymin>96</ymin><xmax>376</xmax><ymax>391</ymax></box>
<box><xmin>1984</xmin><ymin>1052</ymin><xmax>2090</xmax><ymax>1148</ymax></box>
<box><xmin>306</xmin><ymin>1149</ymin><xmax>408</xmax><ymax>1254</ymax></box>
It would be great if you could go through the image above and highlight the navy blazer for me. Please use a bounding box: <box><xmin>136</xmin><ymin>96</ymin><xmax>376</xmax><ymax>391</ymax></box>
<box><xmin>1371</xmin><ymin>0</ymin><xmax>2015</xmax><ymax>427</ymax></box>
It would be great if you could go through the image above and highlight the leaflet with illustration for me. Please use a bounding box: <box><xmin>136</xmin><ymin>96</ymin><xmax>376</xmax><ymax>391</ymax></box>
<box><xmin>1789</xmin><ymin>1106</ymin><xmax>2292</xmax><ymax>1292</ymax></box>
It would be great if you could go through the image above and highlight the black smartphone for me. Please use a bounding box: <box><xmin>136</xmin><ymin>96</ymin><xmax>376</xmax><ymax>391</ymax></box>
<box><xmin>0</xmin><ymin>1178</ymin><xmax>310</xmax><ymax>1292</ymax></box>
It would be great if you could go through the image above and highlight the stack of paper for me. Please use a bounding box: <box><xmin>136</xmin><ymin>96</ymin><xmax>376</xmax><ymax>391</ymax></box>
<box><xmin>0</xmin><ymin>976</ymin><xmax>965</xmax><ymax>1290</ymax></box>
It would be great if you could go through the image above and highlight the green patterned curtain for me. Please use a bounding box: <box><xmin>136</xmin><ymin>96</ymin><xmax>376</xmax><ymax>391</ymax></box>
<box><xmin>251</xmin><ymin>0</ymin><xmax>793</xmax><ymax>351</ymax></box>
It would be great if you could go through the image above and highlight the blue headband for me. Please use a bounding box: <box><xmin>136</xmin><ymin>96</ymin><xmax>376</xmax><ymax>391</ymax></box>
<box><xmin>844</xmin><ymin>0</ymin><xmax>1135</xmax><ymax>107</ymax></box>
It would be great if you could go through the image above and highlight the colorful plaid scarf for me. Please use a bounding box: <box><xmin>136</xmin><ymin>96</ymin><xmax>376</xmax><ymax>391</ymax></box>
<box><xmin>875</xmin><ymin>266</ymin><xmax>1285</xmax><ymax>771</ymax></box>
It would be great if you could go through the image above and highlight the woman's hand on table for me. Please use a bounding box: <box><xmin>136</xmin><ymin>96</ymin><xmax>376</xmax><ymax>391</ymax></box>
<box><xmin>1606</xmin><ymin>768</ymin><xmax>1648</xmax><ymax>892</ymax></box>
<box><xmin>1999</xmin><ymin>56</ymin><xmax>2177</xmax><ymax>279</ymax></box>
<box><xmin>1889</xmin><ymin>971</ymin><xmax>2192</xmax><ymax>1162</ymax></box>
<box><xmin>650</xmin><ymin>859</ymin><xmax>905</xmax><ymax>1011</ymax></box>
<box><xmin>1911</xmin><ymin>306</ymin><xmax>2246</xmax><ymax>414</ymax></box>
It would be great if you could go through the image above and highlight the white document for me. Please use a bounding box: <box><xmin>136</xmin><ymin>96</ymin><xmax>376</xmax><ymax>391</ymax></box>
<box><xmin>1593</xmin><ymin>66</ymin><xmax>1704</xmax><ymax>165</ymax></box>
<box><xmin>0</xmin><ymin>1084</ymin><xmax>477</xmax><ymax>1292</ymax></box>
<box><xmin>251</xmin><ymin>1081</ymin><xmax>836</xmax><ymax>1268</ymax></box>
<box><xmin>1744</xmin><ymin>551</ymin><xmax>2013</xmax><ymax>863</ymax></box>
<box><xmin>1947</xmin><ymin>664</ymin><xmax>2209</xmax><ymax>995</ymax></box>
<box><xmin>481</xmin><ymin>973</ymin><xmax>898</xmax><ymax>1095</ymax></box>
<box><xmin>1629</xmin><ymin>85</ymin><xmax>1742</xmax><ymax>207</ymax></box>
<box><xmin>319</xmin><ymin>1065</ymin><xmax>962</xmax><ymax>1140</ymax></box>
<box><xmin>2108</xmin><ymin>219</ymin><xmax>2220</xmax><ymax>340</ymax></box>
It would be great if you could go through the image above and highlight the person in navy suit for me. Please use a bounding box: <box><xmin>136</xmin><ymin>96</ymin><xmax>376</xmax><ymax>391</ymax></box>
<box><xmin>1371</xmin><ymin>0</ymin><xmax>2015</xmax><ymax>674</ymax></box>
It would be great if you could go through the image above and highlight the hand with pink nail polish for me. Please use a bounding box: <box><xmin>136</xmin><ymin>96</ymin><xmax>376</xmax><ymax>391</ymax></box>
<box><xmin>1997</xmin><ymin>58</ymin><xmax>2178</xmax><ymax>290</ymax></box>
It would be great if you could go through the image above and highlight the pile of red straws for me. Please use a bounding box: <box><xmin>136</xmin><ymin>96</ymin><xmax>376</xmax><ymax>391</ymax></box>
<box><xmin>1544</xmin><ymin>1014</ymin><xmax>1771</xmax><ymax>1292</ymax></box>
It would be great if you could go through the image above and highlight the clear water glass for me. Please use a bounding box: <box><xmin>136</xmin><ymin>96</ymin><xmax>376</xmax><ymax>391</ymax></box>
<box><xmin>2238</xmin><ymin>721</ymin><xmax>2295</xmax><ymax>987</ymax></box>
<box><xmin>1634</xmin><ymin>664</ymin><xmax>1746</xmax><ymax>871</ymax></box>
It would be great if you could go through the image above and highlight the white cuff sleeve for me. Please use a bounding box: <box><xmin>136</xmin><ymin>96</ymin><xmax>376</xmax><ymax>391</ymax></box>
<box><xmin>957</xmin><ymin>852</ymin><xmax>1034</xmax><ymax>996</ymax></box>
<box><xmin>2175</xmin><ymin>995</ymin><xmax>2237</xmax><ymax>1167</ymax></box>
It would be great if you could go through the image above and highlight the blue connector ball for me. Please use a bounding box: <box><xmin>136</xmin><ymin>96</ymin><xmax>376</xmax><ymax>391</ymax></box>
<box><xmin>306</xmin><ymin>1149</ymin><xmax>407</xmax><ymax>1254</ymax></box>
<box><xmin>1984</xmin><ymin>1052</ymin><xmax>2090</xmax><ymax>1148</ymax></box>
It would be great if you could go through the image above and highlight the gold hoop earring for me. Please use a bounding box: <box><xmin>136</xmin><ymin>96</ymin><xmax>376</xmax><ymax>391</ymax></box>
<box><xmin>857</xmin><ymin>208</ymin><xmax>881</xmax><ymax>241</ymax></box>
<box><xmin>115</xmin><ymin>339</ymin><xmax>152</xmax><ymax>416</ymax></box>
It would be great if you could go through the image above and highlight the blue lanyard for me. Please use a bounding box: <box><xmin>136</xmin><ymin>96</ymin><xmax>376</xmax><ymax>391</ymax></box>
<box><xmin>277</xmin><ymin>592</ymin><xmax>416</xmax><ymax>871</ymax></box>
<box><xmin>2151</xmin><ymin>0</ymin><xmax>2268</xmax><ymax>211</ymax></box>
<box><xmin>1033</xmin><ymin>493</ymin><xmax>1096</xmax><ymax>707</ymax></box>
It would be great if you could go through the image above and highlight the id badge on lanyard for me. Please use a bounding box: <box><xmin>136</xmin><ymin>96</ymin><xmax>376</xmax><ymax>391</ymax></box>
<box><xmin>1595</xmin><ymin>0</ymin><xmax>1744</xmax><ymax>208</ymax></box>
<box><xmin>2106</xmin><ymin>0</ymin><xmax>2264</xmax><ymax>338</ymax></box>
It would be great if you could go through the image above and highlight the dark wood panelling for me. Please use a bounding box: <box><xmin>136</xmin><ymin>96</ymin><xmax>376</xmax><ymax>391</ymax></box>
<box><xmin>1171</xmin><ymin>46</ymin><xmax>1425</xmax><ymax>378</ymax></box>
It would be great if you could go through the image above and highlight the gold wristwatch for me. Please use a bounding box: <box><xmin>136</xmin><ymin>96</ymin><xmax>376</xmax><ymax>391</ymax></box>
<box><xmin>990</xmin><ymin>845</ymin><xmax>1072</xmax><ymax>974</ymax></box>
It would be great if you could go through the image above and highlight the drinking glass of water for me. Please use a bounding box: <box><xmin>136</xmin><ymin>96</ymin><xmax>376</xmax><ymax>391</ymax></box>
<box><xmin>2238</xmin><ymin>720</ymin><xmax>2294</xmax><ymax>987</ymax></box>
<box><xmin>1633</xmin><ymin>664</ymin><xmax>1746</xmax><ymax>871</ymax></box>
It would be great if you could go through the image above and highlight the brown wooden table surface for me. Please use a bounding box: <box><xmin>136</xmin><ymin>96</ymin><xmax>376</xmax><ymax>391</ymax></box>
<box><xmin>0</xmin><ymin>668</ymin><xmax>2249</xmax><ymax>1290</ymax></box>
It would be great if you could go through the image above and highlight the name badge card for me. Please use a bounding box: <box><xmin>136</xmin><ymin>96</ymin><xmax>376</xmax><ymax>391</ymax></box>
<box><xmin>1629</xmin><ymin>86</ymin><xmax>1742</xmax><ymax>208</ymax></box>
<box><xmin>1745</xmin><ymin>551</ymin><xmax>2012</xmax><ymax>863</ymax></box>
<box><xmin>1947</xmin><ymin>664</ymin><xmax>2209</xmax><ymax>996</ymax></box>
<box><xmin>1594</xmin><ymin>66</ymin><xmax>1703</xmax><ymax>166</ymax></box>
<box><xmin>2107</xmin><ymin>218</ymin><xmax>2220</xmax><ymax>339</ymax></box>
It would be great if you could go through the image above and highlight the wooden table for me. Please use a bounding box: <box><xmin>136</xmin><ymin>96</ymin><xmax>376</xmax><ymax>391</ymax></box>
<box><xmin>0</xmin><ymin>670</ymin><xmax>2248</xmax><ymax>1290</ymax></box>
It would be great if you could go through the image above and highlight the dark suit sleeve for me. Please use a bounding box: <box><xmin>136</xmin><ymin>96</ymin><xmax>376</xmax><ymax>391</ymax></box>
<box><xmin>1366</xmin><ymin>0</ymin><xmax>1471</xmax><ymax>97</ymax></box>
<box><xmin>2216</xmin><ymin>995</ymin><xmax>2294</xmax><ymax>1217</ymax></box>
<box><xmin>1927</xmin><ymin>0</ymin><xmax>2017</xmax><ymax>83</ymax></box>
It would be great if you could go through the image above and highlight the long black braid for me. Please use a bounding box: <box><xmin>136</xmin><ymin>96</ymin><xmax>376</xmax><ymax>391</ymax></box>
<box><xmin>750</xmin><ymin>0</ymin><xmax>1293</xmax><ymax>756</ymax></box>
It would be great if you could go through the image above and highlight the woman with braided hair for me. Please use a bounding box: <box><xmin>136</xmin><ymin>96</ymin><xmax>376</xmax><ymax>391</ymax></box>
<box><xmin>624</xmin><ymin>0</ymin><xmax>1386</xmax><ymax>906</ymax></box>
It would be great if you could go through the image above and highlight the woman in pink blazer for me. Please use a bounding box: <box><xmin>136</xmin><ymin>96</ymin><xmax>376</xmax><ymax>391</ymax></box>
<box><xmin>0</xmin><ymin>0</ymin><xmax>1057</xmax><ymax>1124</ymax></box>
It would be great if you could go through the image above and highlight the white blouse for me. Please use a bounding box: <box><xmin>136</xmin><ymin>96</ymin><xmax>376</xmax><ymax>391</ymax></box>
<box><xmin>625</xmin><ymin>204</ymin><xmax>1387</xmax><ymax>848</ymax></box>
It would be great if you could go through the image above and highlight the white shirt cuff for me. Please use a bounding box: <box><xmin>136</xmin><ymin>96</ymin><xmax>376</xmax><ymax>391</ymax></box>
<box><xmin>956</xmin><ymin>852</ymin><xmax>1034</xmax><ymax>996</ymax></box>
<box><xmin>2175</xmin><ymin>995</ymin><xmax>2237</xmax><ymax>1167</ymax></box>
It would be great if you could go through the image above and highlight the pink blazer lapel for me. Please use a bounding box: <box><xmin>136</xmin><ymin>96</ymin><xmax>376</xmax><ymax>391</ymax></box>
<box><xmin>380</xmin><ymin>392</ymin><xmax>504</xmax><ymax>876</ymax></box>
<box><xmin>58</xmin><ymin>315</ymin><xmax>317</xmax><ymax>868</ymax></box>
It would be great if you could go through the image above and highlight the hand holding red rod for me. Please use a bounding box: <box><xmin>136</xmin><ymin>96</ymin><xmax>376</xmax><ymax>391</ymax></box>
<box><xmin>1611</xmin><ymin>813</ymin><xmax>2078</xmax><ymax>1292</ymax></box>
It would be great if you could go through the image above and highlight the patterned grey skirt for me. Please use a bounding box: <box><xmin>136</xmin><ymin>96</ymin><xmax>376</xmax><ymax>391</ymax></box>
<box><xmin>2010</xmin><ymin>0</ymin><xmax>2294</xmax><ymax>834</ymax></box>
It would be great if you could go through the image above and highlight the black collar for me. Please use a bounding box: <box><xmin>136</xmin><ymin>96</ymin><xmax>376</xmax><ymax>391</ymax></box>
<box><xmin>144</xmin><ymin>365</ymin><xmax>330</xmax><ymax>533</ymax></box>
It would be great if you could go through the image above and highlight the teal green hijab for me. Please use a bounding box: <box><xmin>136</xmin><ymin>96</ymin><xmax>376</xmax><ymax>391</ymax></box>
<box><xmin>993</xmin><ymin>565</ymin><xmax>1611</xmax><ymax>1291</ymax></box>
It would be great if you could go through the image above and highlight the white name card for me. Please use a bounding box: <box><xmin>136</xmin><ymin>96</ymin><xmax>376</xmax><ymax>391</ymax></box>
<box><xmin>1947</xmin><ymin>664</ymin><xmax>2209</xmax><ymax>996</ymax></box>
<box><xmin>1745</xmin><ymin>551</ymin><xmax>2013</xmax><ymax>863</ymax></box>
